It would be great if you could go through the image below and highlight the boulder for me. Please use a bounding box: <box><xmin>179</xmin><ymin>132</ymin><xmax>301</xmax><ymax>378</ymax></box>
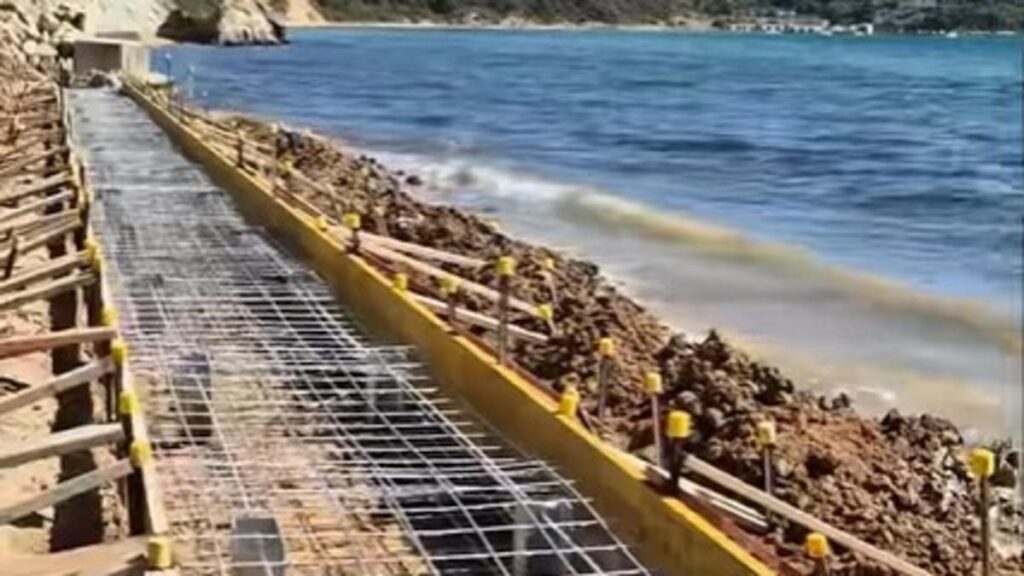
<box><xmin>157</xmin><ymin>0</ymin><xmax>285</xmax><ymax>45</ymax></box>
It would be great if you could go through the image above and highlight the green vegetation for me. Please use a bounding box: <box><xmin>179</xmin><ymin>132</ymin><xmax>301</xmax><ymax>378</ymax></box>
<box><xmin>313</xmin><ymin>0</ymin><xmax>1024</xmax><ymax>30</ymax></box>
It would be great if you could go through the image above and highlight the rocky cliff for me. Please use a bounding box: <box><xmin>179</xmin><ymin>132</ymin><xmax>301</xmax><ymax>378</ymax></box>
<box><xmin>158</xmin><ymin>0</ymin><xmax>287</xmax><ymax>45</ymax></box>
<box><xmin>0</xmin><ymin>0</ymin><xmax>289</xmax><ymax>62</ymax></box>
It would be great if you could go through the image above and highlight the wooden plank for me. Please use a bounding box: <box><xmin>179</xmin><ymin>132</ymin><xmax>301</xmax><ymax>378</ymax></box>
<box><xmin>365</xmin><ymin>241</ymin><xmax>536</xmax><ymax>315</ymax></box>
<box><xmin>6</xmin><ymin>537</ymin><xmax>146</xmax><ymax>576</ymax></box>
<box><xmin>0</xmin><ymin>172</ymin><xmax>71</xmax><ymax>204</ymax></box>
<box><xmin>0</xmin><ymin>188</ymin><xmax>74</xmax><ymax>226</ymax></box>
<box><xmin>3</xmin><ymin>217</ymin><xmax>82</xmax><ymax>258</ymax></box>
<box><xmin>0</xmin><ymin>423</ymin><xmax>124</xmax><ymax>468</ymax></box>
<box><xmin>0</xmin><ymin>358</ymin><xmax>113</xmax><ymax>416</ymax></box>
<box><xmin>0</xmin><ymin>271</ymin><xmax>94</xmax><ymax>312</ymax></box>
<box><xmin>0</xmin><ymin>146</ymin><xmax>66</xmax><ymax>178</ymax></box>
<box><xmin>11</xmin><ymin>207</ymin><xmax>80</xmax><ymax>237</ymax></box>
<box><xmin>0</xmin><ymin>326</ymin><xmax>116</xmax><ymax>360</ymax></box>
<box><xmin>682</xmin><ymin>456</ymin><xmax>933</xmax><ymax>576</ymax></box>
<box><xmin>364</xmin><ymin>233</ymin><xmax>485</xmax><ymax>268</ymax></box>
<box><xmin>411</xmin><ymin>292</ymin><xmax>548</xmax><ymax>345</ymax></box>
<box><xmin>0</xmin><ymin>251</ymin><xmax>88</xmax><ymax>296</ymax></box>
<box><xmin>0</xmin><ymin>458</ymin><xmax>134</xmax><ymax>525</ymax></box>
<box><xmin>0</xmin><ymin>129</ymin><xmax>63</xmax><ymax>162</ymax></box>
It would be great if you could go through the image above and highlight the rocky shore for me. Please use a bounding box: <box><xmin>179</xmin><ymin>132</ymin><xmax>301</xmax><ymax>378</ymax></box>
<box><xmin>226</xmin><ymin>119</ymin><xmax>1022</xmax><ymax>575</ymax></box>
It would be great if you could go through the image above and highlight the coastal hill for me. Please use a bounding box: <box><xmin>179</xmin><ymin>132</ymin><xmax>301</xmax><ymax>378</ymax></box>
<box><xmin>0</xmin><ymin>0</ymin><xmax>1017</xmax><ymax>58</ymax></box>
<box><xmin>311</xmin><ymin>0</ymin><xmax>1022</xmax><ymax>31</ymax></box>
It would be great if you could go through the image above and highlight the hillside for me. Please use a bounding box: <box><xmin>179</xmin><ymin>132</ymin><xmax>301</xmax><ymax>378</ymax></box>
<box><xmin>313</xmin><ymin>0</ymin><xmax>1023</xmax><ymax>30</ymax></box>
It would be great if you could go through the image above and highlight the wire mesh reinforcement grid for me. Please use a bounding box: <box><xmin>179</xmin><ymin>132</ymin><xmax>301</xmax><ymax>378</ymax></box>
<box><xmin>68</xmin><ymin>89</ymin><xmax>652</xmax><ymax>576</ymax></box>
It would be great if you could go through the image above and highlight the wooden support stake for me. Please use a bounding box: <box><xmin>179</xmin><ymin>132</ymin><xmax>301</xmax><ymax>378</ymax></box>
<box><xmin>0</xmin><ymin>458</ymin><xmax>134</xmax><ymax>525</ymax></box>
<box><xmin>3</xmin><ymin>234</ymin><xmax>17</xmax><ymax>279</ymax></box>
<box><xmin>0</xmin><ymin>359</ymin><xmax>114</xmax><ymax>416</ymax></box>
<box><xmin>0</xmin><ymin>423</ymin><xmax>124</xmax><ymax>468</ymax></box>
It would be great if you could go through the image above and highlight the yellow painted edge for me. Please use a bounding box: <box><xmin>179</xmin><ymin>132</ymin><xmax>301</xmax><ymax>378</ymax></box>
<box><xmin>125</xmin><ymin>81</ymin><xmax>775</xmax><ymax>576</ymax></box>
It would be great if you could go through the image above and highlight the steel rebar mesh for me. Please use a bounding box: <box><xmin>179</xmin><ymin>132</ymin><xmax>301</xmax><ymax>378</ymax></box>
<box><xmin>68</xmin><ymin>88</ymin><xmax>651</xmax><ymax>576</ymax></box>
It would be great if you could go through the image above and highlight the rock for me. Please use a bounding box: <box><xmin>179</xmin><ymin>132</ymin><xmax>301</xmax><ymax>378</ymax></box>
<box><xmin>405</xmin><ymin>174</ymin><xmax>423</xmax><ymax>186</ymax></box>
<box><xmin>157</xmin><ymin>0</ymin><xmax>285</xmax><ymax>46</ymax></box>
<box><xmin>991</xmin><ymin>463</ymin><xmax>1017</xmax><ymax>489</ymax></box>
<box><xmin>805</xmin><ymin>449</ymin><xmax>840</xmax><ymax>478</ymax></box>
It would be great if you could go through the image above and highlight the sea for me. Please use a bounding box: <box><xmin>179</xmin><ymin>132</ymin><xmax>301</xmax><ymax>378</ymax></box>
<box><xmin>156</xmin><ymin>28</ymin><xmax>1023</xmax><ymax>440</ymax></box>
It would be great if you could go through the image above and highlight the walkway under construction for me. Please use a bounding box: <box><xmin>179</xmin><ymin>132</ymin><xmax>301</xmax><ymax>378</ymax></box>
<box><xmin>68</xmin><ymin>89</ymin><xmax>650</xmax><ymax>575</ymax></box>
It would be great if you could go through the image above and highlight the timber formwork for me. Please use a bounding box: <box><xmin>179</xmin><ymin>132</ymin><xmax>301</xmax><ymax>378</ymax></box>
<box><xmin>70</xmin><ymin>89</ymin><xmax>650</xmax><ymax>575</ymax></box>
<box><xmin>0</xmin><ymin>63</ymin><xmax>163</xmax><ymax>573</ymax></box>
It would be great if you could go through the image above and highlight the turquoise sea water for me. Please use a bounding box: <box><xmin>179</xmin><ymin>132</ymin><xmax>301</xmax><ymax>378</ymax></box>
<box><xmin>159</xmin><ymin>30</ymin><xmax>1022</xmax><ymax>437</ymax></box>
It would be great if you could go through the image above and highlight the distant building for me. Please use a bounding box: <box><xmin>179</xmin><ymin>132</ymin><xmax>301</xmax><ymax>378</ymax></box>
<box><xmin>729</xmin><ymin>15</ymin><xmax>830</xmax><ymax>34</ymax></box>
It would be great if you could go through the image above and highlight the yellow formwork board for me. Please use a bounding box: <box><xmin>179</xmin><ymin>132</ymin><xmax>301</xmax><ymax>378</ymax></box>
<box><xmin>126</xmin><ymin>83</ymin><xmax>775</xmax><ymax>576</ymax></box>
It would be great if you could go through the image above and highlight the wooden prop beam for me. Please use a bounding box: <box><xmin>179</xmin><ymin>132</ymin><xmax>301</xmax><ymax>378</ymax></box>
<box><xmin>0</xmin><ymin>129</ymin><xmax>63</xmax><ymax>161</ymax></box>
<box><xmin>0</xmin><ymin>146</ymin><xmax>66</xmax><ymax>179</ymax></box>
<box><xmin>365</xmin><ymin>240</ymin><xmax>536</xmax><ymax>315</ymax></box>
<box><xmin>0</xmin><ymin>252</ymin><xmax>86</xmax><ymax>296</ymax></box>
<box><xmin>7</xmin><ymin>537</ymin><xmax>147</xmax><ymax>576</ymax></box>
<box><xmin>239</xmin><ymin>147</ymin><xmax>488</xmax><ymax>270</ymax></box>
<box><xmin>364</xmin><ymin>233</ymin><xmax>485</xmax><ymax>269</ymax></box>
<box><xmin>0</xmin><ymin>173</ymin><xmax>70</xmax><ymax>205</ymax></box>
<box><xmin>0</xmin><ymin>423</ymin><xmax>124</xmax><ymax>469</ymax></box>
<box><xmin>0</xmin><ymin>270</ymin><xmax>94</xmax><ymax>312</ymax></box>
<box><xmin>0</xmin><ymin>458</ymin><xmax>134</xmax><ymax>525</ymax></box>
<box><xmin>0</xmin><ymin>326</ymin><xmax>117</xmax><ymax>360</ymax></box>
<box><xmin>0</xmin><ymin>188</ymin><xmax>74</xmax><ymax>226</ymax></box>
<box><xmin>412</xmin><ymin>292</ymin><xmax>548</xmax><ymax>345</ymax></box>
<box><xmin>0</xmin><ymin>358</ymin><xmax>114</xmax><ymax>416</ymax></box>
<box><xmin>1</xmin><ymin>216</ymin><xmax>82</xmax><ymax>258</ymax></box>
<box><xmin>9</xmin><ymin>206</ymin><xmax>79</xmax><ymax>237</ymax></box>
<box><xmin>676</xmin><ymin>455</ymin><xmax>933</xmax><ymax>576</ymax></box>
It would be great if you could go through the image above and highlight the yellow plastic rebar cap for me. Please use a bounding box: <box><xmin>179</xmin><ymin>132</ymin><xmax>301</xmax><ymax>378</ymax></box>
<box><xmin>110</xmin><ymin>338</ymin><xmax>127</xmax><ymax>366</ymax></box>
<box><xmin>756</xmin><ymin>420</ymin><xmax>777</xmax><ymax>448</ymax></box>
<box><xmin>968</xmin><ymin>448</ymin><xmax>995</xmax><ymax>479</ymax></box>
<box><xmin>644</xmin><ymin>372</ymin><xmax>662</xmax><ymax>394</ymax></box>
<box><xmin>392</xmin><ymin>273</ymin><xmax>408</xmax><ymax>292</ymax></box>
<box><xmin>147</xmin><ymin>536</ymin><xmax>174</xmax><ymax>569</ymax></box>
<box><xmin>665</xmin><ymin>410</ymin><xmax>691</xmax><ymax>440</ymax></box>
<box><xmin>496</xmin><ymin>256</ymin><xmax>516</xmax><ymax>277</ymax></box>
<box><xmin>118</xmin><ymin>390</ymin><xmax>138</xmax><ymax>416</ymax></box>
<box><xmin>535</xmin><ymin>303</ymin><xmax>554</xmax><ymax>321</ymax></box>
<box><xmin>541</xmin><ymin>257</ymin><xmax>555</xmax><ymax>271</ymax></box>
<box><xmin>805</xmin><ymin>532</ymin><xmax>829</xmax><ymax>559</ymax></box>
<box><xmin>100</xmin><ymin>307</ymin><xmax>117</xmax><ymax>327</ymax></box>
<box><xmin>598</xmin><ymin>337</ymin><xmax>615</xmax><ymax>358</ymax></box>
<box><xmin>439</xmin><ymin>274</ymin><xmax>460</xmax><ymax>295</ymax></box>
<box><xmin>342</xmin><ymin>212</ymin><xmax>361</xmax><ymax>230</ymax></box>
<box><xmin>130</xmin><ymin>440</ymin><xmax>152</xmax><ymax>467</ymax></box>
<box><xmin>557</xmin><ymin>386</ymin><xmax>580</xmax><ymax>417</ymax></box>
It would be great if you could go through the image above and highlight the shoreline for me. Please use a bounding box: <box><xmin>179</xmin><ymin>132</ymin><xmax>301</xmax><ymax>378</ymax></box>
<box><xmin>208</xmin><ymin>109</ymin><xmax>1022</xmax><ymax>575</ymax></box>
<box><xmin>203</xmin><ymin>107</ymin><xmax>1020</xmax><ymax>440</ymax></box>
<box><xmin>284</xmin><ymin>19</ymin><xmax>1022</xmax><ymax>37</ymax></box>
